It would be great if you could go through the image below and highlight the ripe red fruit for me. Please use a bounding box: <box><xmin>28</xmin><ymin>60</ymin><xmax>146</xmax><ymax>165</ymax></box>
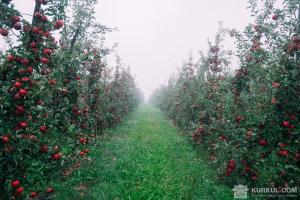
<box><xmin>26</xmin><ymin>66</ymin><xmax>33</xmax><ymax>73</ymax></box>
<box><xmin>53</xmin><ymin>146</ymin><xmax>59</xmax><ymax>151</ymax></box>
<box><xmin>14</xmin><ymin>81</ymin><xmax>22</xmax><ymax>88</ymax></box>
<box><xmin>36</xmin><ymin>99</ymin><xmax>44</xmax><ymax>105</ymax></box>
<box><xmin>272</xmin><ymin>82</ymin><xmax>280</xmax><ymax>88</ymax></box>
<box><xmin>62</xmin><ymin>88</ymin><xmax>68</xmax><ymax>95</ymax></box>
<box><xmin>0</xmin><ymin>28</ymin><xmax>9</xmax><ymax>36</ymax></box>
<box><xmin>43</xmin><ymin>48</ymin><xmax>52</xmax><ymax>56</ymax></box>
<box><xmin>18</xmin><ymin>89</ymin><xmax>28</xmax><ymax>96</ymax></box>
<box><xmin>38</xmin><ymin>29</ymin><xmax>44</xmax><ymax>35</ymax></box>
<box><xmin>47</xmin><ymin>187</ymin><xmax>54</xmax><ymax>193</ymax></box>
<box><xmin>34</xmin><ymin>12</ymin><xmax>42</xmax><ymax>18</ymax></box>
<box><xmin>30</xmin><ymin>41</ymin><xmax>37</xmax><ymax>48</ymax></box>
<box><xmin>79</xmin><ymin>151</ymin><xmax>85</xmax><ymax>156</ymax></box>
<box><xmin>7</xmin><ymin>54</ymin><xmax>14</xmax><ymax>62</ymax></box>
<box><xmin>14</xmin><ymin>93</ymin><xmax>22</xmax><ymax>100</ymax></box>
<box><xmin>228</xmin><ymin>159</ymin><xmax>236</xmax><ymax>169</ymax></box>
<box><xmin>16</xmin><ymin>186</ymin><xmax>24</xmax><ymax>194</ymax></box>
<box><xmin>278</xmin><ymin>149</ymin><xmax>289</xmax><ymax>156</ymax></box>
<box><xmin>292</xmin><ymin>35</ymin><xmax>300</xmax><ymax>43</ymax></box>
<box><xmin>13</xmin><ymin>22</ymin><xmax>22</xmax><ymax>30</ymax></box>
<box><xmin>32</xmin><ymin>26</ymin><xmax>39</xmax><ymax>34</ymax></box>
<box><xmin>272</xmin><ymin>14</ymin><xmax>278</xmax><ymax>20</ymax></box>
<box><xmin>11</xmin><ymin>16</ymin><xmax>21</xmax><ymax>23</ymax></box>
<box><xmin>16</xmin><ymin>105</ymin><xmax>25</xmax><ymax>113</ymax></box>
<box><xmin>52</xmin><ymin>153</ymin><xmax>60</xmax><ymax>160</ymax></box>
<box><xmin>44</xmin><ymin>31</ymin><xmax>50</xmax><ymax>38</ymax></box>
<box><xmin>40</xmin><ymin>145</ymin><xmax>49</xmax><ymax>153</ymax></box>
<box><xmin>289</xmin><ymin>124</ymin><xmax>295</xmax><ymax>129</ymax></box>
<box><xmin>84</xmin><ymin>148</ymin><xmax>90</xmax><ymax>153</ymax></box>
<box><xmin>54</xmin><ymin>19</ymin><xmax>64</xmax><ymax>29</ymax></box>
<box><xmin>30</xmin><ymin>191</ymin><xmax>38</xmax><ymax>198</ymax></box>
<box><xmin>79</xmin><ymin>138</ymin><xmax>86</xmax><ymax>144</ymax></box>
<box><xmin>39</xmin><ymin>126</ymin><xmax>48</xmax><ymax>133</ymax></box>
<box><xmin>258</xmin><ymin>139</ymin><xmax>268</xmax><ymax>146</ymax></box>
<box><xmin>18</xmin><ymin>69</ymin><xmax>26</xmax><ymax>74</ymax></box>
<box><xmin>282</xmin><ymin>121</ymin><xmax>290</xmax><ymax>128</ymax></box>
<box><xmin>11</xmin><ymin>180</ymin><xmax>20</xmax><ymax>188</ymax></box>
<box><xmin>21</xmin><ymin>58</ymin><xmax>30</xmax><ymax>66</ymax></box>
<box><xmin>278</xmin><ymin>142</ymin><xmax>287</xmax><ymax>148</ymax></box>
<box><xmin>18</xmin><ymin>121</ymin><xmax>28</xmax><ymax>128</ymax></box>
<box><xmin>41</xmin><ymin>15</ymin><xmax>48</xmax><ymax>22</ymax></box>
<box><xmin>40</xmin><ymin>57</ymin><xmax>49</xmax><ymax>64</ymax></box>
<box><xmin>21</xmin><ymin>77</ymin><xmax>30</xmax><ymax>82</ymax></box>
<box><xmin>1</xmin><ymin>136</ymin><xmax>9</xmax><ymax>143</ymax></box>
<box><xmin>49</xmin><ymin>79</ymin><xmax>56</xmax><ymax>86</ymax></box>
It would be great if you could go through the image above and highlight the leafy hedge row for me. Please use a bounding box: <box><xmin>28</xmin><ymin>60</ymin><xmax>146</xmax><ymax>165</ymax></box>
<box><xmin>150</xmin><ymin>0</ymin><xmax>300</xmax><ymax>191</ymax></box>
<box><xmin>0</xmin><ymin>0</ymin><xmax>142</xmax><ymax>199</ymax></box>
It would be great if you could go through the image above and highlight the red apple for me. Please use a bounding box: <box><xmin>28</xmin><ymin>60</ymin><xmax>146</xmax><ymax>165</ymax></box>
<box><xmin>11</xmin><ymin>180</ymin><xmax>20</xmax><ymax>188</ymax></box>
<box><xmin>14</xmin><ymin>81</ymin><xmax>22</xmax><ymax>88</ymax></box>
<box><xmin>49</xmin><ymin>79</ymin><xmax>56</xmax><ymax>86</ymax></box>
<box><xmin>41</xmin><ymin>15</ymin><xmax>48</xmax><ymax>22</ymax></box>
<box><xmin>292</xmin><ymin>35</ymin><xmax>300</xmax><ymax>43</ymax></box>
<box><xmin>16</xmin><ymin>105</ymin><xmax>25</xmax><ymax>113</ymax></box>
<box><xmin>32</xmin><ymin>26</ymin><xmax>39</xmax><ymax>34</ymax></box>
<box><xmin>52</xmin><ymin>153</ymin><xmax>60</xmax><ymax>160</ymax></box>
<box><xmin>36</xmin><ymin>99</ymin><xmax>44</xmax><ymax>105</ymax></box>
<box><xmin>18</xmin><ymin>121</ymin><xmax>28</xmax><ymax>128</ymax></box>
<box><xmin>26</xmin><ymin>66</ymin><xmax>33</xmax><ymax>73</ymax></box>
<box><xmin>34</xmin><ymin>12</ymin><xmax>42</xmax><ymax>18</ymax></box>
<box><xmin>30</xmin><ymin>41</ymin><xmax>37</xmax><ymax>48</ymax></box>
<box><xmin>40</xmin><ymin>57</ymin><xmax>49</xmax><ymax>64</ymax></box>
<box><xmin>47</xmin><ymin>187</ymin><xmax>54</xmax><ymax>193</ymax></box>
<box><xmin>54</xmin><ymin>19</ymin><xmax>64</xmax><ymax>29</ymax></box>
<box><xmin>282</xmin><ymin>121</ymin><xmax>290</xmax><ymax>128</ymax></box>
<box><xmin>13</xmin><ymin>22</ymin><xmax>22</xmax><ymax>30</ymax></box>
<box><xmin>21</xmin><ymin>58</ymin><xmax>30</xmax><ymax>66</ymax></box>
<box><xmin>7</xmin><ymin>54</ymin><xmax>14</xmax><ymax>62</ymax></box>
<box><xmin>11</xmin><ymin>16</ymin><xmax>21</xmax><ymax>23</ymax></box>
<box><xmin>30</xmin><ymin>191</ymin><xmax>38</xmax><ymax>198</ymax></box>
<box><xmin>258</xmin><ymin>139</ymin><xmax>268</xmax><ymax>146</ymax></box>
<box><xmin>16</xmin><ymin>186</ymin><xmax>24</xmax><ymax>194</ymax></box>
<box><xmin>0</xmin><ymin>28</ymin><xmax>9</xmax><ymax>36</ymax></box>
<box><xmin>43</xmin><ymin>48</ymin><xmax>52</xmax><ymax>56</ymax></box>
<box><xmin>18</xmin><ymin>89</ymin><xmax>28</xmax><ymax>96</ymax></box>
<box><xmin>272</xmin><ymin>14</ymin><xmax>278</xmax><ymax>20</ymax></box>
<box><xmin>278</xmin><ymin>149</ymin><xmax>289</xmax><ymax>156</ymax></box>
<box><xmin>53</xmin><ymin>146</ymin><xmax>59</xmax><ymax>151</ymax></box>
<box><xmin>39</xmin><ymin>126</ymin><xmax>48</xmax><ymax>133</ymax></box>
<box><xmin>40</xmin><ymin>145</ymin><xmax>49</xmax><ymax>153</ymax></box>
<box><xmin>21</xmin><ymin>77</ymin><xmax>30</xmax><ymax>82</ymax></box>
<box><xmin>1</xmin><ymin>136</ymin><xmax>9</xmax><ymax>143</ymax></box>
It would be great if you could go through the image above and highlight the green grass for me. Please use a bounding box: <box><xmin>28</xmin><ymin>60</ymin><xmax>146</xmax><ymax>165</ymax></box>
<box><xmin>52</xmin><ymin>104</ymin><xmax>232</xmax><ymax>200</ymax></box>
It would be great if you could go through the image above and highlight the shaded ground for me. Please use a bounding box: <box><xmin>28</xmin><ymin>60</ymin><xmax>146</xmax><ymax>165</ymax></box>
<box><xmin>53</xmin><ymin>104</ymin><xmax>232</xmax><ymax>200</ymax></box>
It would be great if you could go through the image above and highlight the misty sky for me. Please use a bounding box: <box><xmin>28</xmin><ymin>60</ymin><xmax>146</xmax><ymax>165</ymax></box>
<box><xmin>1</xmin><ymin>0</ymin><xmax>253</xmax><ymax>99</ymax></box>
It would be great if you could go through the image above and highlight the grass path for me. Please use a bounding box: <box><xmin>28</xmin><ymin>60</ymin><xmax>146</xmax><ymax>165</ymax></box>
<box><xmin>54</xmin><ymin>104</ymin><xmax>232</xmax><ymax>200</ymax></box>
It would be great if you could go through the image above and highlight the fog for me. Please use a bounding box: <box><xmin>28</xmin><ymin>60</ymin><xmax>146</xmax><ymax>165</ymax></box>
<box><xmin>0</xmin><ymin>0</ymin><xmax>253</xmax><ymax>99</ymax></box>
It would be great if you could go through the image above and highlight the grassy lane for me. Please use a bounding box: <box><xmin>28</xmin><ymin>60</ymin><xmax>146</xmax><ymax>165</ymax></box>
<box><xmin>53</xmin><ymin>104</ymin><xmax>232</xmax><ymax>200</ymax></box>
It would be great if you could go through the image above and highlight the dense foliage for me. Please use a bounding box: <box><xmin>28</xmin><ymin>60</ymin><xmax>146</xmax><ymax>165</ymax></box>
<box><xmin>150</xmin><ymin>0</ymin><xmax>300</xmax><ymax>191</ymax></box>
<box><xmin>0</xmin><ymin>0</ymin><xmax>142</xmax><ymax>199</ymax></box>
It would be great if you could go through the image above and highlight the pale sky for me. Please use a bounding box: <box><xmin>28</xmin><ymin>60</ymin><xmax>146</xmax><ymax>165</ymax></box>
<box><xmin>1</xmin><ymin>0</ymin><xmax>252</xmax><ymax>99</ymax></box>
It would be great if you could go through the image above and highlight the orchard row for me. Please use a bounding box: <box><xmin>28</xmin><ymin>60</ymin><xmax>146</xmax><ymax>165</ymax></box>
<box><xmin>150</xmin><ymin>0</ymin><xmax>300</xmax><ymax>190</ymax></box>
<box><xmin>0</xmin><ymin>0</ymin><xmax>142</xmax><ymax>199</ymax></box>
